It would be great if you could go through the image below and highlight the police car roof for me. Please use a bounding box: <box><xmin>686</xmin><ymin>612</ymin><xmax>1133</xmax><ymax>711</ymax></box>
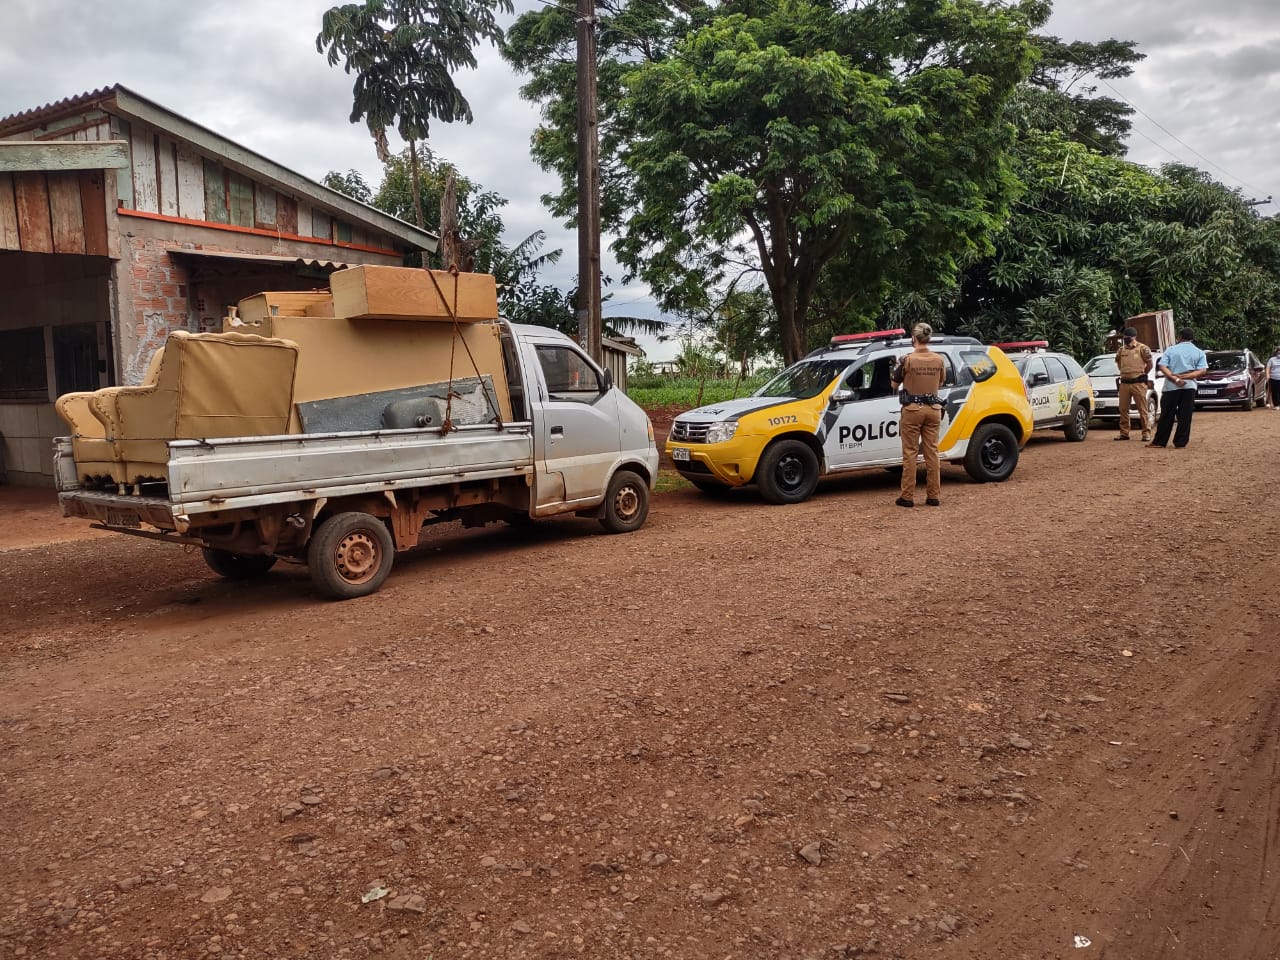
<box><xmin>804</xmin><ymin>334</ymin><xmax>983</xmax><ymax>359</ymax></box>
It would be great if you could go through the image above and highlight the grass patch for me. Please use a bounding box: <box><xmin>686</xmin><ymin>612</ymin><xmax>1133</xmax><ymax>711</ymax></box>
<box><xmin>628</xmin><ymin>375</ymin><xmax>771</xmax><ymax>410</ymax></box>
<box><xmin>654</xmin><ymin>469</ymin><xmax>693</xmax><ymax>493</ymax></box>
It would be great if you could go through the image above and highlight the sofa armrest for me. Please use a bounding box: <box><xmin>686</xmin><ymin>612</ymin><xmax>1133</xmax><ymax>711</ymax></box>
<box><xmin>55</xmin><ymin>393</ymin><xmax>107</xmax><ymax>438</ymax></box>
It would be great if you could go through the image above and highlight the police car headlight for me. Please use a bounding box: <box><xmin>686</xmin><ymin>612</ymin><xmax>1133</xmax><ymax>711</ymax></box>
<box><xmin>705</xmin><ymin>421</ymin><xmax>739</xmax><ymax>444</ymax></box>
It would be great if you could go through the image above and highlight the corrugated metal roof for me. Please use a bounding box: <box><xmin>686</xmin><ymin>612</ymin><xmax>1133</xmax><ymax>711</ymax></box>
<box><xmin>0</xmin><ymin>86</ymin><xmax>117</xmax><ymax>133</ymax></box>
<box><xmin>168</xmin><ymin>249</ymin><xmax>359</xmax><ymax>271</ymax></box>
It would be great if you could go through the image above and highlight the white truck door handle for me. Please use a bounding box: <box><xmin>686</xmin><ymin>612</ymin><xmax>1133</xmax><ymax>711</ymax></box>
<box><xmin>550</xmin><ymin>426</ymin><xmax>564</xmax><ymax>437</ymax></box>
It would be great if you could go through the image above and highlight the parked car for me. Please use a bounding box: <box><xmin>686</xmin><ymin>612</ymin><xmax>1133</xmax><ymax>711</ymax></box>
<box><xmin>997</xmin><ymin>342</ymin><xmax>1095</xmax><ymax>441</ymax></box>
<box><xmin>1084</xmin><ymin>353</ymin><xmax>1164</xmax><ymax>426</ymax></box>
<box><xmin>1195</xmin><ymin>350</ymin><xmax>1269</xmax><ymax>410</ymax></box>
<box><xmin>666</xmin><ymin>329</ymin><xmax>1034</xmax><ymax>503</ymax></box>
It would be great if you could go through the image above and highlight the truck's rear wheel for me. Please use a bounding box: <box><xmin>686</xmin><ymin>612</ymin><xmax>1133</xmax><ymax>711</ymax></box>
<box><xmin>307</xmin><ymin>512</ymin><xmax>394</xmax><ymax>600</ymax></box>
<box><xmin>202</xmin><ymin>548</ymin><xmax>277</xmax><ymax>581</ymax></box>
<box><xmin>757</xmin><ymin>439</ymin><xmax>819</xmax><ymax>504</ymax></box>
<box><xmin>963</xmin><ymin>423</ymin><xmax>1019</xmax><ymax>483</ymax></box>
<box><xmin>599</xmin><ymin>470</ymin><xmax>650</xmax><ymax>533</ymax></box>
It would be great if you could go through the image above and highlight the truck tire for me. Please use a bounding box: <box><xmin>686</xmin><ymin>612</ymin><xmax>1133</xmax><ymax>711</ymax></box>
<box><xmin>202</xmin><ymin>548</ymin><xmax>277</xmax><ymax>581</ymax></box>
<box><xmin>757</xmin><ymin>439</ymin><xmax>819</xmax><ymax>504</ymax></box>
<box><xmin>307</xmin><ymin>512</ymin><xmax>395</xmax><ymax>600</ymax></box>
<box><xmin>963</xmin><ymin>423</ymin><xmax>1019</xmax><ymax>483</ymax></box>
<box><xmin>1062</xmin><ymin>403</ymin><xmax>1089</xmax><ymax>442</ymax></box>
<box><xmin>599</xmin><ymin>470</ymin><xmax>650</xmax><ymax>534</ymax></box>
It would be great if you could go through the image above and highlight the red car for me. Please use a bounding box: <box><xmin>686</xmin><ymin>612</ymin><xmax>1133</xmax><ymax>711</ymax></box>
<box><xmin>1194</xmin><ymin>350</ymin><xmax>1269</xmax><ymax>410</ymax></box>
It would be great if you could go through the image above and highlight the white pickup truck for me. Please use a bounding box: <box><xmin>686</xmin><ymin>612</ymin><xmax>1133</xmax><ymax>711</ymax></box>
<box><xmin>56</xmin><ymin>322</ymin><xmax>658</xmax><ymax>599</ymax></box>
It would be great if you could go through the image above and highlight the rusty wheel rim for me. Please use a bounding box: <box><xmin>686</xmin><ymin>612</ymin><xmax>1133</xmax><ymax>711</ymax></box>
<box><xmin>335</xmin><ymin>531</ymin><xmax>380</xmax><ymax>585</ymax></box>
<box><xmin>613</xmin><ymin>484</ymin><xmax>640</xmax><ymax>522</ymax></box>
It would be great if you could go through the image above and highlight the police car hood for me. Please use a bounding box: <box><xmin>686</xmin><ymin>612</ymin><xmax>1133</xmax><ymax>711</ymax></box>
<box><xmin>673</xmin><ymin>396</ymin><xmax>798</xmax><ymax>423</ymax></box>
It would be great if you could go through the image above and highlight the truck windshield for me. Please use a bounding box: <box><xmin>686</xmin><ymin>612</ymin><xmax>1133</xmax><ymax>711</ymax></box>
<box><xmin>753</xmin><ymin>359</ymin><xmax>855</xmax><ymax>400</ymax></box>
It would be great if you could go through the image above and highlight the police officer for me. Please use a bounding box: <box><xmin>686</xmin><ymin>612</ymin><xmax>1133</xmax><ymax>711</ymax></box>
<box><xmin>1114</xmin><ymin>326</ymin><xmax>1154</xmax><ymax>441</ymax></box>
<box><xmin>890</xmin><ymin>323</ymin><xmax>946</xmax><ymax>507</ymax></box>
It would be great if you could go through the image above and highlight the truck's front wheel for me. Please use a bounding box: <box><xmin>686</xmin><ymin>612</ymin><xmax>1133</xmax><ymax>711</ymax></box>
<box><xmin>202</xmin><ymin>548</ymin><xmax>277</xmax><ymax>581</ymax></box>
<box><xmin>307</xmin><ymin>512</ymin><xmax>395</xmax><ymax>600</ymax></box>
<box><xmin>599</xmin><ymin>470</ymin><xmax>650</xmax><ymax>533</ymax></box>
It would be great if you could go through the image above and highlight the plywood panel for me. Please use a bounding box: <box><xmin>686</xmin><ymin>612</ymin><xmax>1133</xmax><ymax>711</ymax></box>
<box><xmin>175</xmin><ymin>143</ymin><xmax>205</xmax><ymax>220</ymax></box>
<box><xmin>157</xmin><ymin>137</ymin><xmax>179</xmax><ymax>216</ymax></box>
<box><xmin>203</xmin><ymin>159</ymin><xmax>228</xmax><ymax>223</ymax></box>
<box><xmin>47</xmin><ymin>174</ymin><xmax>85</xmax><ymax>254</ymax></box>
<box><xmin>13</xmin><ymin>172</ymin><xmax>53</xmax><ymax>252</ymax></box>
<box><xmin>254</xmin><ymin>185</ymin><xmax>276</xmax><ymax>228</ymax></box>
<box><xmin>0</xmin><ymin>173</ymin><xmax>18</xmax><ymax>250</ymax></box>
<box><xmin>79</xmin><ymin>170</ymin><xmax>109</xmax><ymax>257</ymax></box>
<box><xmin>130</xmin><ymin>127</ymin><xmax>158</xmax><ymax>212</ymax></box>
<box><xmin>276</xmin><ymin>194</ymin><xmax>298</xmax><ymax>235</ymax></box>
<box><xmin>311</xmin><ymin>208</ymin><xmax>332</xmax><ymax>240</ymax></box>
<box><xmin>296</xmin><ymin>200</ymin><xmax>311</xmax><ymax>238</ymax></box>
<box><xmin>228</xmin><ymin>172</ymin><xmax>254</xmax><ymax>227</ymax></box>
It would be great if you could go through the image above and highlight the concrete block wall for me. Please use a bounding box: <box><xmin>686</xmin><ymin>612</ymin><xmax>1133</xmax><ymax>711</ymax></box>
<box><xmin>0</xmin><ymin>403</ymin><xmax>59</xmax><ymax>485</ymax></box>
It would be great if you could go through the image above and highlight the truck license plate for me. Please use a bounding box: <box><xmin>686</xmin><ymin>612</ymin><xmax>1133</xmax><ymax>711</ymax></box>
<box><xmin>671</xmin><ymin>447</ymin><xmax>690</xmax><ymax>462</ymax></box>
<box><xmin>105</xmin><ymin>509</ymin><xmax>141</xmax><ymax>528</ymax></box>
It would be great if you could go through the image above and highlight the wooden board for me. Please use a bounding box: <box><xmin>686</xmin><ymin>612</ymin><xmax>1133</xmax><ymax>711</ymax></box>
<box><xmin>112</xmin><ymin>119</ymin><xmax>133</xmax><ymax>208</ymax></box>
<box><xmin>13</xmin><ymin>172</ymin><xmax>52</xmax><ymax>252</ymax></box>
<box><xmin>253</xmin><ymin>185</ymin><xmax>276</xmax><ymax>229</ymax></box>
<box><xmin>330</xmin><ymin>265</ymin><xmax>499</xmax><ymax>322</ymax></box>
<box><xmin>312</xmin><ymin>208</ymin><xmax>332</xmax><ymax>240</ymax></box>
<box><xmin>175</xmin><ymin>143</ymin><xmax>205</xmax><ymax>220</ymax></box>
<box><xmin>0</xmin><ymin>140</ymin><xmax>129</xmax><ymax>172</ymax></box>
<box><xmin>203</xmin><ymin>159</ymin><xmax>228</xmax><ymax>223</ymax></box>
<box><xmin>228</xmin><ymin>172</ymin><xmax>254</xmax><ymax>227</ymax></box>
<box><xmin>296</xmin><ymin>201</ymin><xmax>312</xmax><ymax>238</ymax></box>
<box><xmin>276</xmin><ymin>194</ymin><xmax>298</xmax><ymax>235</ymax></box>
<box><xmin>130</xmin><ymin>126</ymin><xmax>158</xmax><ymax>212</ymax></box>
<box><xmin>47</xmin><ymin>174</ymin><xmax>85</xmax><ymax>254</ymax></box>
<box><xmin>79</xmin><ymin>170</ymin><xmax>109</xmax><ymax>257</ymax></box>
<box><xmin>157</xmin><ymin>137</ymin><xmax>179</xmax><ymax>217</ymax></box>
<box><xmin>0</xmin><ymin>173</ymin><xmax>18</xmax><ymax>250</ymax></box>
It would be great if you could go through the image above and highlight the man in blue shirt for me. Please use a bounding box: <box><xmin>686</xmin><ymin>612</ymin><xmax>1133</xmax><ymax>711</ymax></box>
<box><xmin>1150</xmin><ymin>327</ymin><xmax>1208</xmax><ymax>448</ymax></box>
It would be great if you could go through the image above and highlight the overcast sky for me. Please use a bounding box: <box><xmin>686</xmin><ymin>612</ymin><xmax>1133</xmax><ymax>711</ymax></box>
<box><xmin>1</xmin><ymin>0</ymin><xmax>1275</xmax><ymax>361</ymax></box>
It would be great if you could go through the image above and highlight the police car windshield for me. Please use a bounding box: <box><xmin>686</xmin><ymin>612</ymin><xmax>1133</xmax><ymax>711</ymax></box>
<box><xmin>754</xmin><ymin>359</ymin><xmax>855</xmax><ymax>399</ymax></box>
<box><xmin>1084</xmin><ymin>356</ymin><xmax>1119</xmax><ymax>377</ymax></box>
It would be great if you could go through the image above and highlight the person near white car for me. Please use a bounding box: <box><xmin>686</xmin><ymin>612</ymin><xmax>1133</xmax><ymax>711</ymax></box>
<box><xmin>1150</xmin><ymin>328</ymin><xmax>1208</xmax><ymax>449</ymax></box>
<box><xmin>1268</xmin><ymin>347</ymin><xmax>1280</xmax><ymax>409</ymax></box>
<box><xmin>1114</xmin><ymin>326</ymin><xmax>1155</xmax><ymax>442</ymax></box>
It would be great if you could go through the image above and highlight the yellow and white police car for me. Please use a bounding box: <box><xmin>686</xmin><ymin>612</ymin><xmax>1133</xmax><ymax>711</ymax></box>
<box><xmin>996</xmin><ymin>341</ymin><xmax>1095</xmax><ymax>442</ymax></box>
<box><xmin>667</xmin><ymin>330</ymin><xmax>1035</xmax><ymax>504</ymax></box>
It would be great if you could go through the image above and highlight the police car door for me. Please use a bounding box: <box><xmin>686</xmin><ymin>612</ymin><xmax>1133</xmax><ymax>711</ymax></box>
<box><xmin>823</xmin><ymin>354</ymin><xmax>903</xmax><ymax>470</ymax></box>
<box><xmin>1022</xmin><ymin>356</ymin><xmax>1055</xmax><ymax>427</ymax></box>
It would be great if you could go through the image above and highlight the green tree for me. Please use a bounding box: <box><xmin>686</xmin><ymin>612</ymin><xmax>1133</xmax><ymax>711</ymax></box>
<box><xmin>507</xmin><ymin>0</ymin><xmax>1041</xmax><ymax>363</ymax></box>
<box><xmin>317</xmin><ymin>0</ymin><xmax>512</xmax><ymax>227</ymax></box>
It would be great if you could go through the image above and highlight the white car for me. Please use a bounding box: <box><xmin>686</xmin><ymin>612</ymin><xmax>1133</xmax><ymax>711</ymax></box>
<box><xmin>1084</xmin><ymin>353</ymin><xmax>1164</xmax><ymax>425</ymax></box>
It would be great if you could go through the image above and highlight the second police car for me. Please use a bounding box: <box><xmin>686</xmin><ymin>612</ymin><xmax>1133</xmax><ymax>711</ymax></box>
<box><xmin>996</xmin><ymin>341</ymin><xmax>1095</xmax><ymax>441</ymax></box>
<box><xmin>666</xmin><ymin>330</ymin><xmax>1035</xmax><ymax>504</ymax></box>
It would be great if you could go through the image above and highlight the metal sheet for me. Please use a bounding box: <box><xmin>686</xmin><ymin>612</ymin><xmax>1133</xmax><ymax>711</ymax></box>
<box><xmin>296</xmin><ymin>376</ymin><xmax>498</xmax><ymax>434</ymax></box>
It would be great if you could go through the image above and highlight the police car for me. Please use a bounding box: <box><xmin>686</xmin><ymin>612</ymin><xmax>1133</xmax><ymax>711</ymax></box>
<box><xmin>666</xmin><ymin>330</ymin><xmax>1035</xmax><ymax>504</ymax></box>
<box><xmin>997</xmin><ymin>341</ymin><xmax>1095</xmax><ymax>441</ymax></box>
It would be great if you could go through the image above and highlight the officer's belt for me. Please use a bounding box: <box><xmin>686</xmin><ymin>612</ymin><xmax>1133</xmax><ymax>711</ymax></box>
<box><xmin>901</xmin><ymin>393</ymin><xmax>942</xmax><ymax>406</ymax></box>
<box><xmin>1120</xmin><ymin>376</ymin><xmax>1149</xmax><ymax>384</ymax></box>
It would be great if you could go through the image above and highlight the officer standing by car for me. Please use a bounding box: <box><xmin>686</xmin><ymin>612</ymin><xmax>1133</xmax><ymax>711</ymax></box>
<box><xmin>1150</xmin><ymin>327</ymin><xmax>1208</xmax><ymax>448</ymax></box>
<box><xmin>1114</xmin><ymin>326</ymin><xmax>1154</xmax><ymax>441</ymax></box>
<box><xmin>891</xmin><ymin>323</ymin><xmax>947</xmax><ymax>507</ymax></box>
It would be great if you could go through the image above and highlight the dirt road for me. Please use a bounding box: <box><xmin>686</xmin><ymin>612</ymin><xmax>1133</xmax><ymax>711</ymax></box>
<box><xmin>2</xmin><ymin>411</ymin><xmax>1278</xmax><ymax>960</ymax></box>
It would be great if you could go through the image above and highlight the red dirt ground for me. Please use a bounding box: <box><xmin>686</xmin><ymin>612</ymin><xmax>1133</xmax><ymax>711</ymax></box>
<box><xmin>1</xmin><ymin>410</ymin><xmax>1278</xmax><ymax>959</ymax></box>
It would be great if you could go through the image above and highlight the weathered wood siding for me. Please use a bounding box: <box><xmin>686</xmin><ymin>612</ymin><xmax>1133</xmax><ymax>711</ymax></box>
<box><xmin>0</xmin><ymin>170</ymin><xmax>110</xmax><ymax>255</ymax></box>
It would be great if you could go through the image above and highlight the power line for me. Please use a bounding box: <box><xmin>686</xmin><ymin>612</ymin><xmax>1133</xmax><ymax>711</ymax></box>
<box><xmin>1097</xmin><ymin>77</ymin><xmax>1269</xmax><ymax>197</ymax></box>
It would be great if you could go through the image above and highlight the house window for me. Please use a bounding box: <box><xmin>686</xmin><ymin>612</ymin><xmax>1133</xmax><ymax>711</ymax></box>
<box><xmin>0</xmin><ymin>327</ymin><xmax>49</xmax><ymax>401</ymax></box>
<box><xmin>54</xmin><ymin>323</ymin><xmax>102</xmax><ymax>395</ymax></box>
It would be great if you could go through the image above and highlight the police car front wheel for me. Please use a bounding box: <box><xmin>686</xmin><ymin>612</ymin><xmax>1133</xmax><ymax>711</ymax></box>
<box><xmin>757</xmin><ymin>439</ymin><xmax>820</xmax><ymax>504</ymax></box>
<box><xmin>964</xmin><ymin>423</ymin><xmax>1019</xmax><ymax>483</ymax></box>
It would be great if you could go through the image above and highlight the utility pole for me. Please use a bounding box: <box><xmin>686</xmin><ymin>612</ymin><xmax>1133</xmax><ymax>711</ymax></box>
<box><xmin>575</xmin><ymin>0</ymin><xmax>603</xmax><ymax>363</ymax></box>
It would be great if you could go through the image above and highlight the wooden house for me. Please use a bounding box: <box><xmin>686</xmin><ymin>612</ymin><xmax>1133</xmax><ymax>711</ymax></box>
<box><xmin>0</xmin><ymin>84</ymin><xmax>436</xmax><ymax>486</ymax></box>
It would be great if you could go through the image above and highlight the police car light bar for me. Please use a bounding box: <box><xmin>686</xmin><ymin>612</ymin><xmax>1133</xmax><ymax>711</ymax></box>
<box><xmin>993</xmin><ymin>340</ymin><xmax>1050</xmax><ymax>353</ymax></box>
<box><xmin>830</xmin><ymin>328</ymin><xmax>907</xmax><ymax>346</ymax></box>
